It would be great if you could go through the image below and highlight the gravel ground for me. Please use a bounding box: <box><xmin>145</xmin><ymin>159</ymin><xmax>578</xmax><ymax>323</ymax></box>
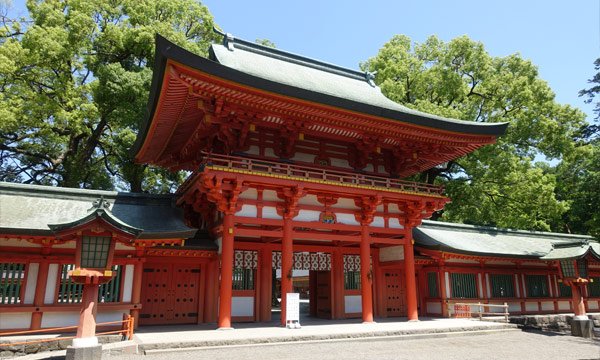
<box><xmin>109</xmin><ymin>330</ymin><xmax>600</xmax><ymax>360</ymax></box>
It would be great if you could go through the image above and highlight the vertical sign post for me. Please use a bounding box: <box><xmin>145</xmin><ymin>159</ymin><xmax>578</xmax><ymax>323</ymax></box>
<box><xmin>285</xmin><ymin>292</ymin><xmax>301</xmax><ymax>329</ymax></box>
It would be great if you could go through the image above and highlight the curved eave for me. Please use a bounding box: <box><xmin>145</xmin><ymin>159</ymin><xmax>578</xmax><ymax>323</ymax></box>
<box><xmin>540</xmin><ymin>246</ymin><xmax>600</xmax><ymax>261</ymax></box>
<box><xmin>132</xmin><ymin>35</ymin><xmax>508</xmax><ymax>161</ymax></box>
<box><xmin>48</xmin><ymin>209</ymin><xmax>143</xmax><ymax>238</ymax></box>
<box><xmin>414</xmin><ymin>243</ymin><xmax>548</xmax><ymax>260</ymax></box>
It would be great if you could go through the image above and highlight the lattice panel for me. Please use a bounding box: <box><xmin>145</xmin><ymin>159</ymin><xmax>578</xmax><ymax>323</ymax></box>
<box><xmin>343</xmin><ymin>255</ymin><xmax>361</xmax><ymax>271</ymax></box>
<box><xmin>272</xmin><ymin>252</ymin><xmax>331</xmax><ymax>270</ymax></box>
<box><xmin>234</xmin><ymin>250</ymin><xmax>258</xmax><ymax>269</ymax></box>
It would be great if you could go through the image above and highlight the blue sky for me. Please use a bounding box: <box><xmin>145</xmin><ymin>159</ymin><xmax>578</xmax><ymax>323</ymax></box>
<box><xmin>203</xmin><ymin>0</ymin><xmax>599</xmax><ymax>122</ymax></box>
<box><xmin>8</xmin><ymin>1</ymin><xmax>599</xmax><ymax>122</ymax></box>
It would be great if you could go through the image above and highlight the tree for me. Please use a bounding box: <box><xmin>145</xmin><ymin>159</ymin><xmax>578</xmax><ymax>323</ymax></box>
<box><xmin>362</xmin><ymin>35</ymin><xmax>588</xmax><ymax>231</ymax></box>
<box><xmin>0</xmin><ymin>0</ymin><xmax>219</xmax><ymax>191</ymax></box>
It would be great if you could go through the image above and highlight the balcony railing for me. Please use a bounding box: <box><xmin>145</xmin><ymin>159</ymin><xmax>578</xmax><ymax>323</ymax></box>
<box><xmin>200</xmin><ymin>153</ymin><xmax>444</xmax><ymax>196</ymax></box>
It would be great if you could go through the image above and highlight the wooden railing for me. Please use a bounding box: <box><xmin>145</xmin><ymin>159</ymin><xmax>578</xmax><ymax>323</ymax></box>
<box><xmin>200</xmin><ymin>152</ymin><xmax>444</xmax><ymax>196</ymax></box>
<box><xmin>450</xmin><ymin>302</ymin><xmax>510</xmax><ymax>323</ymax></box>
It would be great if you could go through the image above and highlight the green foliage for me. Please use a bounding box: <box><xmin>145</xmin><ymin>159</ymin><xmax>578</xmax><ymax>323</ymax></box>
<box><xmin>0</xmin><ymin>0</ymin><xmax>218</xmax><ymax>191</ymax></box>
<box><xmin>363</xmin><ymin>35</ymin><xmax>589</xmax><ymax>232</ymax></box>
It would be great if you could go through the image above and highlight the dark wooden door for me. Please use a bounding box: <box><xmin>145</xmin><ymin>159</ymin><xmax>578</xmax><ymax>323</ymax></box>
<box><xmin>140</xmin><ymin>263</ymin><xmax>200</xmax><ymax>325</ymax></box>
<box><xmin>316</xmin><ymin>271</ymin><xmax>332</xmax><ymax>319</ymax></box>
<box><xmin>384</xmin><ymin>270</ymin><xmax>406</xmax><ymax>317</ymax></box>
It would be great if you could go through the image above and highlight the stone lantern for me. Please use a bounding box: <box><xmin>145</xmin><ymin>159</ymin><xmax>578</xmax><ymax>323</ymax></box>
<box><xmin>49</xmin><ymin>197</ymin><xmax>141</xmax><ymax>359</ymax></box>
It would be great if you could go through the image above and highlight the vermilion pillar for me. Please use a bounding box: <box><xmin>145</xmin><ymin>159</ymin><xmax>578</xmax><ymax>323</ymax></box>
<box><xmin>360</xmin><ymin>225</ymin><xmax>374</xmax><ymax>323</ymax></box>
<box><xmin>130</xmin><ymin>260</ymin><xmax>143</xmax><ymax>328</ymax></box>
<box><xmin>571</xmin><ymin>284</ymin><xmax>586</xmax><ymax>318</ymax></box>
<box><xmin>404</xmin><ymin>232</ymin><xmax>418</xmax><ymax>321</ymax></box>
<box><xmin>31</xmin><ymin>261</ymin><xmax>49</xmax><ymax>330</ymax></box>
<box><xmin>280</xmin><ymin>217</ymin><xmax>293</xmax><ymax>326</ymax></box>
<box><xmin>76</xmin><ymin>283</ymin><xmax>100</xmax><ymax>340</ymax></box>
<box><xmin>218</xmin><ymin>211</ymin><xmax>235</xmax><ymax>329</ymax></box>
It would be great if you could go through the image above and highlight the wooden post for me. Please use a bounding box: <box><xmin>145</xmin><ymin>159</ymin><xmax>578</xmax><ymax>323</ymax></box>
<box><xmin>259</xmin><ymin>248</ymin><xmax>272</xmax><ymax>322</ymax></box>
<box><xmin>130</xmin><ymin>260</ymin><xmax>143</xmax><ymax>328</ymax></box>
<box><xmin>504</xmin><ymin>302</ymin><xmax>508</xmax><ymax>323</ymax></box>
<box><xmin>218</xmin><ymin>211</ymin><xmax>235</xmax><ymax>329</ymax></box>
<box><xmin>76</xmin><ymin>283</ymin><xmax>99</xmax><ymax>339</ymax></box>
<box><xmin>571</xmin><ymin>284</ymin><xmax>586</xmax><ymax>318</ymax></box>
<box><xmin>30</xmin><ymin>261</ymin><xmax>49</xmax><ymax>330</ymax></box>
<box><xmin>404</xmin><ymin>232</ymin><xmax>418</xmax><ymax>321</ymax></box>
<box><xmin>360</xmin><ymin>224</ymin><xmax>374</xmax><ymax>323</ymax></box>
<box><xmin>280</xmin><ymin>217</ymin><xmax>293</xmax><ymax>326</ymax></box>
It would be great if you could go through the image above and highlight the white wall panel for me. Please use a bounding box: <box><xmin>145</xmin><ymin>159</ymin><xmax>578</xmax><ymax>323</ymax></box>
<box><xmin>24</xmin><ymin>263</ymin><xmax>39</xmax><ymax>304</ymax></box>
<box><xmin>44</xmin><ymin>264</ymin><xmax>59</xmax><ymax>304</ymax></box>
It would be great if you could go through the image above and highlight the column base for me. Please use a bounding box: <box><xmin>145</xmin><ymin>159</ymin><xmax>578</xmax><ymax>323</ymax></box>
<box><xmin>71</xmin><ymin>336</ymin><xmax>98</xmax><ymax>348</ymax></box>
<box><xmin>362</xmin><ymin>321</ymin><xmax>376</xmax><ymax>324</ymax></box>
<box><xmin>571</xmin><ymin>319</ymin><xmax>593</xmax><ymax>338</ymax></box>
<box><xmin>66</xmin><ymin>344</ymin><xmax>102</xmax><ymax>360</ymax></box>
<box><xmin>408</xmin><ymin>319</ymin><xmax>420</xmax><ymax>322</ymax></box>
<box><xmin>217</xmin><ymin>327</ymin><xmax>234</xmax><ymax>331</ymax></box>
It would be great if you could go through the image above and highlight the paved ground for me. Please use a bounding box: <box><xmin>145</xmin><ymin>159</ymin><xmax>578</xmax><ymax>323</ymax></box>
<box><xmin>109</xmin><ymin>330</ymin><xmax>600</xmax><ymax>360</ymax></box>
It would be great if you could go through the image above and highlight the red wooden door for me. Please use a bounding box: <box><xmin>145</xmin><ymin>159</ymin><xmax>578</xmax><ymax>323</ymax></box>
<box><xmin>384</xmin><ymin>270</ymin><xmax>407</xmax><ymax>317</ymax></box>
<box><xmin>316</xmin><ymin>271</ymin><xmax>332</xmax><ymax>319</ymax></box>
<box><xmin>140</xmin><ymin>263</ymin><xmax>200</xmax><ymax>325</ymax></box>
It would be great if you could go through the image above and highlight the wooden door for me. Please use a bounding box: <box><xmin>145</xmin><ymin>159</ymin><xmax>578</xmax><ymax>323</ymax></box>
<box><xmin>316</xmin><ymin>271</ymin><xmax>332</xmax><ymax>319</ymax></box>
<box><xmin>384</xmin><ymin>270</ymin><xmax>407</xmax><ymax>317</ymax></box>
<box><xmin>140</xmin><ymin>263</ymin><xmax>200</xmax><ymax>325</ymax></box>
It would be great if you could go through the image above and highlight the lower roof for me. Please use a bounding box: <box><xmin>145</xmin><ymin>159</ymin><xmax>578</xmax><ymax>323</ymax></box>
<box><xmin>0</xmin><ymin>182</ymin><xmax>196</xmax><ymax>240</ymax></box>
<box><xmin>414</xmin><ymin>220</ymin><xmax>599</xmax><ymax>259</ymax></box>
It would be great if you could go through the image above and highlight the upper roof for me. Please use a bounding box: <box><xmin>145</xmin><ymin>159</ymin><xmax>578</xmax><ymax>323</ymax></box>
<box><xmin>413</xmin><ymin>220</ymin><xmax>599</xmax><ymax>259</ymax></box>
<box><xmin>132</xmin><ymin>34</ymin><xmax>508</xmax><ymax>164</ymax></box>
<box><xmin>0</xmin><ymin>182</ymin><xmax>196</xmax><ymax>239</ymax></box>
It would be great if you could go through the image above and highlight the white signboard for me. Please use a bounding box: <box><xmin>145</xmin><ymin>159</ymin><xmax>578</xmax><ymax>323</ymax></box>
<box><xmin>285</xmin><ymin>292</ymin><xmax>301</xmax><ymax>328</ymax></box>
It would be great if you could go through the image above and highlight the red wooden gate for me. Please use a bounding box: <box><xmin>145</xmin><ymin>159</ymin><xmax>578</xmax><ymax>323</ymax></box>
<box><xmin>140</xmin><ymin>263</ymin><xmax>201</xmax><ymax>325</ymax></box>
<box><xmin>384</xmin><ymin>270</ymin><xmax>407</xmax><ymax>317</ymax></box>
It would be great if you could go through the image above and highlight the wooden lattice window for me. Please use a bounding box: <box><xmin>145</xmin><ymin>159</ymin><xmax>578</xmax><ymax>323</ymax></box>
<box><xmin>81</xmin><ymin>236</ymin><xmax>111</xmax><ymax>268</ymax></box>
<box><xmin>344</xmin><ymin>271</ymin><xmax>361</xmax><ymax>290</ymax></box>
<box><xmin>57</xmin><ymin>264</ymin><xmax>122</xmax><ymax>303</ymax></box>
<box><xmin>558</xmin><ymin>282</ymin><xmax>572</xmax><ymax>298</ymax></box>
<box><xmin>588</xmin><ymin>277</ymin><xmax>600</xmax><ymax>297</ymax></box>
<box><xmin>0</xmin><ymin>263</ymin><xmax>26</xmax><ymax>305</ymax></box>
<box><xmin>560</xmin><ymin>260</ymin><xmax>576</xmax><ymax>278</ymax></box>
<box><xmin>232</xmin><ymin>268</ymin><xmax>255</xmax><ymax>290</ymax></box>
<box><xmin>525</xmin><ymin>275</ymin><xmax>549</xmax><ymax>298</ymax></box>
<box><xmin>577</xmin><ymin>259</ymin><xmax>588</xmax><ymax>278</ymax></box>
<box><xmin>450</xmin><ymin>273</ymin><xmax>477</xmax><ymax>299</ymax></box>
<box><xmin>427</xmin><ymin>272</ymin><xmax>439</xmax><ymax>298</ymax></box>
<box><xmin>490</xmin><ymin>274</ymin><xmax>515</xmax><ymax>298</ymax></box>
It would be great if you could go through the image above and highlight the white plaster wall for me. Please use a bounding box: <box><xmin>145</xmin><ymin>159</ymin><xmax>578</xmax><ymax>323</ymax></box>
<box><xmin>115</xmin><ymin>243</ymin><xmax>135</xmax><ymax>250</ymax></box>
<box><xmin>0</xmin><ymin>312</ymin><xmax>31</xmax><ymax>329</ymax></box>
<box><xmin>291</xmin><ymin>152</ymin><xmax>315</xmax><ymax>163</ymax></box>
<box><xmin>246</xmin><ymin>145</ymin><xmax>260</xmax><ymax>156</ymax></box>
<box><xmin>240</xmin><ymin>188</ymin><xmax>258</xmax><ymax>200</ymax></box>
<box><xmin>332</xmin><ymin>198</ymin><xmax>359</xmax><ymax>210</ymax></box>
<box><xmin>41</xmin><ymin>312</ymin><xmax>80</xmax><ymax>328</ymax></box>
<box><xmin>298</xmin><ymin>194</ymin><xmax>320</xmax><ymax>206</ymax></box>
<box><xmin>262</xmin><ymin>190</ymin><xmax>279</xmax><ymax>202</ymax></box>
<box><xmin>426</xmin><ymin>302</ymin><xmax>442</xmax><ymax>314</ymax></box>
<box><xmin>295</xmin><ymin>210</ymin><xmax>320</xmax><ymax>222</ymax></box>
<box><xmin>388</xmin><ymin>218</ymin><xmax>404</xmax><ymax>229</ymax></box>
<box><xmin>486</xmin><ymin>304</ymin><xmax>505</xmax><ymax>313</ymax></box>
<box><xmin>236</xmin><ymin>204</ymin><xmax>258</xmax><ymax>218</ymax></box>
<box><xmin>485</xmin><ymin>274</ymin><xmax>491</xmax><ymax>298</ymax></box>
<box><xmin>371</xmin><ymin>216</ymin><xmax>384</xmax><ymax>228</ymax></box>
<box><xmin>345</xmin><ymin>295</ymin><xmax>362</xmax><ymax>314</ymax></box>
<box><xmin>24</xmin><ymin>263</ymin><xmax>39</xmax><ymax>304</ymax></box>
<box><xmin>122</xmin><ymin>264</ymin><xmax>135</xmax><ymax>303</ymax></box>
<box><xmin>0</xmin><ymin>238</ymin><xmax>42</xmax><ymax>248</ymax></box>
<box><xmin>508</xmin><ymin>302</ymin><xmax>521</xmax><ymax>312</ymax></box>
<box><xmin>265</xmin><ymin>148</ymin><xmax>276</xmax><ymax>157</ymax></box>
<box><xmin>515</xmin><ymin>275</ymin><xmax>521</xmax><ymax>298</ymax></box>
<box><xmin>588</xmin><ymin>301</ymin><xmax>599</xmax><ymax>310</ymax></box>
<box><xmin>44</xmin><ymin>264</ymin><xmax>59</xmax><ymax>304</ymax></box>
<box><xmin>478</xmin><ymin>274</ymin><xmax>483</xmax><ymax>298</ymax></box>
<box><xmin>379</xmin><ymin>246</ymin><xmax>404</xmax><ymax>262</ymax></box>
<box><xmin>387</xmin><ymin>203</ymin><xmax>401</xmax><ymax>214</ymax></box>
<box><xmin>558</xmin><ymin>301</ymin><xmax>571</xmax><ymax>311</ymax></box>
<box><xmin>97</xmin><ymin>310</ymin><xmax>127</xmax><ymax>323</ymax></box>
<box><xmin>51</xmin><ymin>242</ymin><xmax>76</xmax><ymax>249</ymax></box>
<box><xmin>525</xmin><ymin>302</ymin><xmax>538</xmax><ymax>312</ymax></box>
<box><xmin>521</xmin><ymin>275</ymin><xmax>527</xmax><ymax>298</ymax></box>
<box><xmin>364</xmin><ymin>164</ymin><xmax>374</xmax><ymax>172</ymax></box>
<box><xmin>330</xmin><ymin>158</ymin><xmax>351</xmax><ymax>169</ymax></box>
<box><xmin>262</xmin><ymin>206</ymin><xmax>282</xmax><ymax>220</ymax></box>
<box><xmin>445</xmin><ymin>272</ymin><xmax>451</xmax><ymax>298</ymax></box>
<box><xmin>547</xmin><ymin>275</ymin><xmax>553</xmax><ymax>297</ymax></box>
<box><xmin>232</xmin><ymin>297</ymin><xmax>254</xmax><ymax>317</ymax></box>
<box><xmin>335</xmin><ymin>213</ymin><xmax>360</xmax><ymax>226</ymax></box>
<box><xmin>541</xmin><ymin>301</ymin><xmax>554</xmax><ymax>311</ymax></box>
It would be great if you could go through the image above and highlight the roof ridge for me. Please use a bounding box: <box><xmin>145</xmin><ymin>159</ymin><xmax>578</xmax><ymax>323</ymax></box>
<box><xmin>213</xmin><ymin>28</ymin><xmax>374</xmax><ymax>84</ymax></box>
<box><xmin>420</xmin><ymin>219</ymin><xmax>594</xmax><ymax>240</ymax></box>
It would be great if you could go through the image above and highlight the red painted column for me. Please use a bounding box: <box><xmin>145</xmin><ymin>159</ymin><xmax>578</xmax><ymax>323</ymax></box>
<box><xmin>30</xmin><ymin>261</ymin><xmax>49</xmax><ymax>330</ymax></box>
<box><xmin>280</xmin><ymin>217</ymin><xmax>293</xmax><ymax>326</ymax></box>
<box><xmin>360</xmin><ymin>224</ymin><xmax>374</xmax><ymax>323</ymax></box>
<box><xmin>130</xmin><ymin>260</ymin><xmax>143</xmax><ymax>329</ymax></box>
<box><xmin>572</xmin><ymin>284</ymin><xmax>586</xmax><ymax>317</ymax></box>
<box><xmin>259</xmin><ymin>248</ymin><xmax>273</xmax><ymax>322</ymax></box>
<box><xmin>76</xmin><ymin>283</ymin><xmax>100</xmax><ymax>339</ymax></box>
<box><xmin>404</xmin><ymin>231</ymin><xmax>418</xmax><ymax>321</ymax></box>
<box><xmin>218</xmin><ymin>211</ymin><xmax>235</xmax><ymax>329</ymax></box>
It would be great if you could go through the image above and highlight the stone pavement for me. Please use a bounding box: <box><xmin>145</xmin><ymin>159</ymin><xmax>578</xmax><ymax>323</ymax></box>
<box><xmin>133</xmin><ymin>317</ymin><xmax>518</xmax><ymax>353</ymax></box>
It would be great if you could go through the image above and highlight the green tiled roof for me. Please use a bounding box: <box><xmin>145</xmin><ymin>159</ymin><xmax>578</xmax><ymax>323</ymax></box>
<box><xmin>414</xmin><ymin>220</ymin><xmax>598</xmax><ymax>260</ymax></box>
<box><xmin>0</xmin><ymin>182</ymin><xmax>196</xmax><ymax>239</ymax></box>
